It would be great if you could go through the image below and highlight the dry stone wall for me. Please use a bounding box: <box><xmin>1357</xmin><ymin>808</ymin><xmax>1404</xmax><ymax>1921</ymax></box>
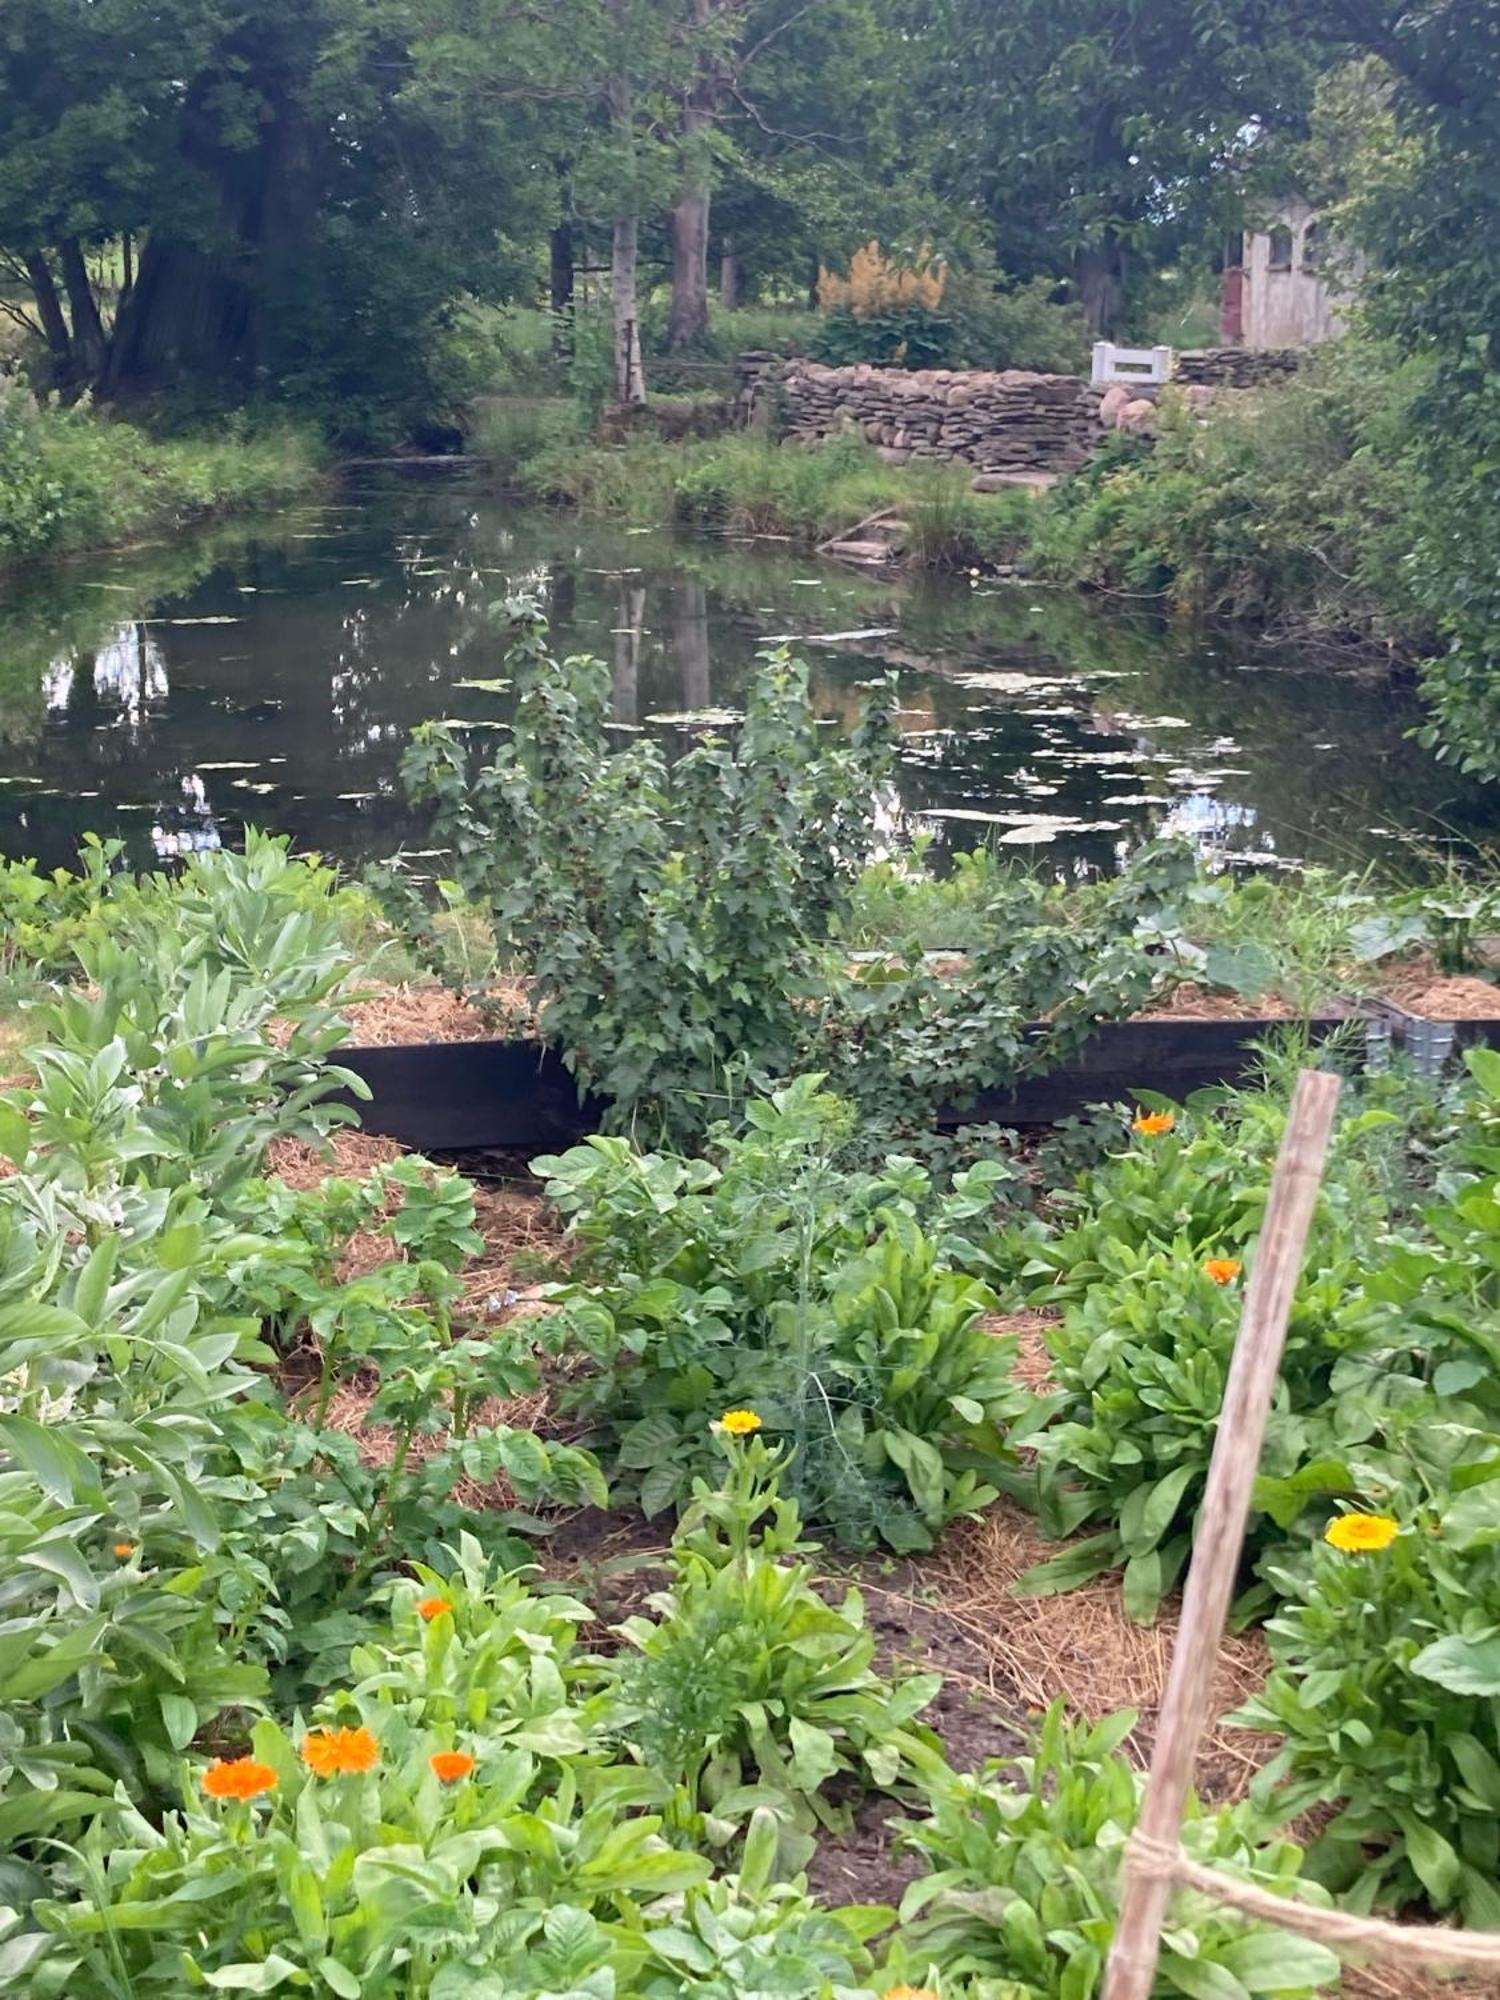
<box><xmin>733</xmin><ymin>346</ymin><xmax>1304</xmax><ymax>474</ymax></box>
<box><xmin>736</xmin><ymin>354</ymin><xmax>1101</xmax><ymax>476</ymax></box>
<box><xmin>1173</xmin><ymin>347</ymin><xmax>1301</xmax><ymax>387</ymax></box>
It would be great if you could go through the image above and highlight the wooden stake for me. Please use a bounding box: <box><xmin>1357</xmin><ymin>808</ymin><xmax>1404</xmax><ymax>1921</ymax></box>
<box><xmin>1105</xmin><ymin>1068</ymin><xmax>1342</xmax><ymax>2000</ymax></box>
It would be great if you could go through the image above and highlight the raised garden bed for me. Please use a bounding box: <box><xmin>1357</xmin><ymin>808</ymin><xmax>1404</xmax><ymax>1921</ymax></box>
<box><xmin>333</xmin><ymin>1009</ymin><xmax>1380</xmax><ymax>1151</ymax></box>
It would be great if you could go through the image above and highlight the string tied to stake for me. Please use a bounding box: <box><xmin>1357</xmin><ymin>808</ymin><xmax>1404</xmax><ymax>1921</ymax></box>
<box><xmin>1121</xmin><ymin>1831</ymin><xmax>1500</xmax><ymax>1971</ymax></box>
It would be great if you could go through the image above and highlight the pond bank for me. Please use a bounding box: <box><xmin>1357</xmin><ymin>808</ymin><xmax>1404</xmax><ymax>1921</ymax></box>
<box><xmin>476</xmin><ymin>344</ymin><xmax>1436</xmax><ymax>678</ymax></box>
<box><xmin>0</xmin><ymin>390</ymin><xmax>324</xmax><ymax>573</ymax></box>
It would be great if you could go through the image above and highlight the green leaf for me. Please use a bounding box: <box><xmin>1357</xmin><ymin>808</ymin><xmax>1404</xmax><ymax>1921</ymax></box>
<box><xmin>21</xmin><ymin>1539</ymin><xmax>100</xmax><ymax>1611</ymax></box>
<box><xmin>638</xmin><ymin>1459</ymin><xmax>682</xmax><ymax>1519</ymax></box>
<box><xmin>0</xmin><ymin>1416</ymin><xmax>100</xmax><ymax>1506</ymax></box>
<box><xmin>158</xmin><ymin>1692</ymin><xmax>199</xmax><ymax>1750</ymax></box>
<box><xmin>1202</xmin><ymin>939</ymin><xmax>1279</xmax><ymax>999</ymax></box>
<box><xmin>1411</xmin><ymin>1633</ymin><xmax>1500</xmax><ymax>1697</ymax></box>
<box><xmin>1466</xmin><ymin>1045</ymin><xmax>1500</xmax><ymax>1099</ymax></box>
<box><xmin>1123</xmin><ymin>1464</ymin><xmax>1196</xmax><ymax>1554</ymax></box>
<box><xmin>1122</xmin><ymin>1547</ymin><xmax>1166</xmax><ymax>1623</ymax></box>
<box><xmin>1158</xmin><ymin>1953</ymin><xmax>1250</xmax><ymax>2000</ymax></box>
<box><xmin>1013</xmin><ymin>1532</ymin><xmax>1120</xmax><ymax>1597</ymax></box>
<box><xmin>0</xmin><ymin>1101</ymin><xmax>30</xmax><ymax>1166</ymax></box>
<box><xmin>786</xmin><ymin>1718</ymin><xmax>839</xmax><ymax>1792</ymax></box>
<box><xmin>205</xmin><ymin>1957</ymin><xmax>302</xmax><ymax>1992</ymax></box>
<box><xmin>1440</xmin><ymin>1484</ymin><xmax>1500</xmax><ymax>1550</ymax></box>
<box><xmin>1400</xmin><ymin>1815</ymin><xmax>1462</xmax><ymax>1904</ymax></box>
<box><xmin>1216</xmin><ymin>1934</ymin><xmax>1341</xmax><ymax>1992</ymax></box>
<box><xmin>316</xmin><ymin>1963</ymin><xmax>362</xmax><ymax>2000</ymax></box>
<box><xmin>1448</xmin><ymin>1732</ymin><xmax>1500</xmax><ymax>1810</ymax></box>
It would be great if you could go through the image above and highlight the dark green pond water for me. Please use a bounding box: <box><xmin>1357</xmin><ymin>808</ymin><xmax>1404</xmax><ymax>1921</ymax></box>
<box><xmin>1</xmin><ymin>468</ymin><xmax>1493</xmax><ymax>876</ymax></box>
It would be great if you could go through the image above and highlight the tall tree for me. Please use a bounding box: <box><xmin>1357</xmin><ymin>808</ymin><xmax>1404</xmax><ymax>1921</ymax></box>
<box><xmin>900</xmin><ymin>0</ymin><xmax>1318</xmax><ymax>334</ymax></box>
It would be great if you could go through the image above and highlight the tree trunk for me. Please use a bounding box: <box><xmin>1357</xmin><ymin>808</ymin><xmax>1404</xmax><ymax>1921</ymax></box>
<box><xmin>102</xmin><ymin>236</ymin><xmax>254</xmax><ymax>397</ymax></box>
<box><xmin>606</xmin><ymin>57</ymin><xmax>646</xmax><ymax>406</ymax></box>
<box><xmin>58</xmin><ymin>237</ymin><xmax>108</xmax><ymax>379</ymax></box>
<box><xmin>668</xmin><ymin>179</ymin><xmax>712</xmax><ymax>349</ymax></box>
<box><xmin>612</xmin><ymin>582</ymin><xmax>645</xmax><ymax>723</ymax></box>
<box><xmin>23</xmin><ymin>253</ymin><xmax>72</xmax><ymax>367</ymax></box>
<box><xmin>720</xmin><ymin>239</ymin><xmax>739</xmax><ymax>310</ymax></box>
<box><xmin>675</xmin><ymin>578</ymin><xmax>710</xmax><ymax>708</ymax></box>
<box><xmin>549</xmin><ymin>222</ymin><xmax>575</xmax><ymax>318</ymax></box>
<box><xmin>668</xmin><ymin>0</ymin><xmax>715</xmax><ymax>351</ymax></box>
<box><xmin>1075</xmin><ymin>236</ymin><xmax>1126</xmax><ymax>338</ymax></box>
<box><xmin>121</xmin><ymin>231</ymin><xmax>134</xmax><ymax>304</ymax></box>
<box><xmin>611</xmin><ymin>216</ymin><xmax>645</xmax><ymax>404</ymax></box>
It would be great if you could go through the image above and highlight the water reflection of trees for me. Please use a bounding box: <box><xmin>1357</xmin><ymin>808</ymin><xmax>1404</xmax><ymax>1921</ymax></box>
<box><xmin>1</xmin><ymin>475</ymin><xmax>1492</xmax><ymax>877</ymax></box>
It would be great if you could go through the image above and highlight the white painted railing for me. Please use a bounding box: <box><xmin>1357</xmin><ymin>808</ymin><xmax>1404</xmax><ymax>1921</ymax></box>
<box><xmin>1091</xmin><ymin>342</ymin><xmax>1174</xmax><ymax>386</ymax></box>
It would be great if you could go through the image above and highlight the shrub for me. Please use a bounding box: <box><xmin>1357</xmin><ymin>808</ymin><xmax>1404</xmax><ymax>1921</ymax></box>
<box><xmin>400</xmin><ymin>604</ymin><xmax>895</xmax><ymax>1142</ymax></box>
<box><xmin>1028</xmin><ymin>340</ymin><xmax>1433</xmax><ymax>648</ymax></box>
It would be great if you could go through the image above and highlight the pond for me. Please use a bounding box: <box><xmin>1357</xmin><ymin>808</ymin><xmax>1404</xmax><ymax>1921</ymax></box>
<box><xmin>1</xmin><ymin>468</ymin><xmax>1494</xmax><ymax>877</ymax></box>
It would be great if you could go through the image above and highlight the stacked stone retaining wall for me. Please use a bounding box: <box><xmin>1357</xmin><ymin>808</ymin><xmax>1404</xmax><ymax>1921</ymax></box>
<box><xmin>733</xmin><ymin>346</ymin><xmax>1304</xmax><ymax>474</ymax></box>
<box><xmin>1173</xmin><ymin>347</ymin><xmax>1301</xmax><ymax>387</ymax></box>
<box><xmin>736</xmin><ymin>354</ymin><xmax>1100</xmax><ymax>475</ymax></box>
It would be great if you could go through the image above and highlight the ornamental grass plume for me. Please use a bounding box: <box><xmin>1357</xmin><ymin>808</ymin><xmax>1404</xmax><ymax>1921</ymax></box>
<box><xmin>202</xmin><ymin>1756</ymin><xmax>279</xmax><ymax>1802</ymax></box>
<box><xmin>301</xmin><ymin>1725</ymin><xmax>380</xmax><ymax>1777</ymax></box>
<box><xmin>1133</xmin><ymin>1110</ymin><xmax>1176</xmax><ymax>1136</ymax></box>
<box><xmin>430</xmin><ymin>1750</ymin><xmax>476</xmax><ymax>1783</ymax></box>
<box><xmin>1203</xmin><ymin>1257</ymin><xmax>1243</xmax><ymax>1285</ymax></box>
<box><xmin>1325</xmin><ymin>1512</ymin><xmax>1399</xmax><ymax>1553</ymax></box>
<box><xmin>717</xmin><ymin>1409</ymin><xmax>762</xmax><ymax>1436</ymax></box>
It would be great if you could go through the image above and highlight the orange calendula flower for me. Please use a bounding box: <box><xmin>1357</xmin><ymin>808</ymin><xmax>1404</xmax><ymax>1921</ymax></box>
<box><xmin>430</xmin><ymin>1750</ymin><xmax>476</xmax><ymax>1783</ymax></box>
<box><xmin>717</xmin><ymin>1409</ymin><xmax>762</xmax><ymax>1436</ymax></box>
<box><xmin>417</xmin><ymin>1596</ymin><xmax>453</xmax><ymax>1621</ymax></box>
<box><xmin>883</xmin><ymin>1989</ymin><xmax>940</xmax><ymax>2000</ymax></box>
<box><xmin>1203</xmin><ymin>1258</ymin><xmax>1243</xmax><ymax>1286</ymax></box>
<box><xmin>301</xmin><ymin>1725</ymin><xmax>381</xmax><ymax>1777</ymax></box>
<box><xmin>202</xmin><ymin>1756</ymin><xmax>279</xmax><ymax>1802</ymax></box>
<box><xmin>113</xmin><ymin>1541</ymin><xmax>135</xmax><ymax>1559</ymax></box>
<box><xmin>1325</xmin><ymin>1513</ymin><xmax>1399</xmax><ymax>1553</ymax></box>
<box><xmin>1133</xmin><ymin>1110</ymin><xmax>1176</xmax><ymax>1136</ymax></box>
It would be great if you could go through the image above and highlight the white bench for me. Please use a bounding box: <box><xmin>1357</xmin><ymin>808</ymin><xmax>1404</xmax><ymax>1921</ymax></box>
<box><xmin>1091</xmin><ymin>342</ymin><xmax>1174</xmax><ymax>386</ymax></box>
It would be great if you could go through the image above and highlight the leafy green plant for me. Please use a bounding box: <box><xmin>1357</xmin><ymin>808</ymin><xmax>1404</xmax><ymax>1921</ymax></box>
<box><xmin>611</xmin><ymin>1433</ymin><xmax>942</xmax><ymax>1861</ymax></box>
<box><xmin>811</xmin><ymin>840</ymin><xmax>1203</xmax><ymax>1146</ymax></box>
<box><xmin>400</xmin><ymin>603</ymin><xmax>895</xmax><ymax>1144</ymax></box>
<box><xmin>812</xmin><ymin>304</ymin><xmax>958</xmax><ymax>369</ymax></box>
<box><xmin>894</xmin><ymin>1702</ymin><xmax>1339</xmax><ymax>1998</ymax></box>
<box><xmin>535</xmin><ymin>1076</ymin><xmax>1023</xmax><ymax>1548</ymax></box>
<box><xmin>1237</xmin><ymin>1497</ymin><xmax>1500</xmax><ymax>1926</ymax></box>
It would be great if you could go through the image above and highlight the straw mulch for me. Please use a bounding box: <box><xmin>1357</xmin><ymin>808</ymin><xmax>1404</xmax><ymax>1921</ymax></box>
<box><xmin>336</xmin><ymin>978</ymin><xmax>534</xmax><ymax>1047</ymax></box>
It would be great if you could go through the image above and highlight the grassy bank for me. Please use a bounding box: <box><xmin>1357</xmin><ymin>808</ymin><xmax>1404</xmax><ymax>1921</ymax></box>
<box><xmin>477</xmin><ymin>408</ymin><xmax>1035</xmax><ymax>567</ymax></box>
<box><xmin>0</xmin><ymin>384</ymin><xmax>324</xmax><ymax>570</ymax></box>
<box><xmin>1019</xmin><ymin>342</ymin><xmax>1433</xmax><ymax>655</ymax></box>
<box><xmin>475</xmin><ymin>340</ymin><xmax>1437</xmax><ymax>663</ymax></box>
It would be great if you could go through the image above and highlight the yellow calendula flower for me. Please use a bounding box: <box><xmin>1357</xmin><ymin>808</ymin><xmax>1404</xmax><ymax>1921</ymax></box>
<box><xmin>717</xmin><ymin>1409</ymin><xmax>762</xmax><ymax>1437</ymax></box>
<box><xmin>883</xmin><ymin>1988</ymin><xmax>940</xmax><ymax>2000</ymax></box>
<box><xmin>1325</xmin><ymin>1513</ymin><xmax>1399</xmax><ymax>1553</ymax></box>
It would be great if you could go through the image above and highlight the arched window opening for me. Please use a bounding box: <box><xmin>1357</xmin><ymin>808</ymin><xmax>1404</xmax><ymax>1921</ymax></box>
<box><xmin>1268</xmin><ymin>225</ymin><xmax>1294</xmax><ymax>272</ymax></box>
<box><xmin>1301</xmin><ymin>220</ymin><xmax>1323</xmax><ymax>270</ymax></box>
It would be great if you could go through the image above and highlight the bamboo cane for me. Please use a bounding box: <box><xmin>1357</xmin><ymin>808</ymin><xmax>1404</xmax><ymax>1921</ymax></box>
<box><xmin>1104</xmin><ymin>1067</ymin><xmax>1343</xmax><ymax>2000</ymax></box>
